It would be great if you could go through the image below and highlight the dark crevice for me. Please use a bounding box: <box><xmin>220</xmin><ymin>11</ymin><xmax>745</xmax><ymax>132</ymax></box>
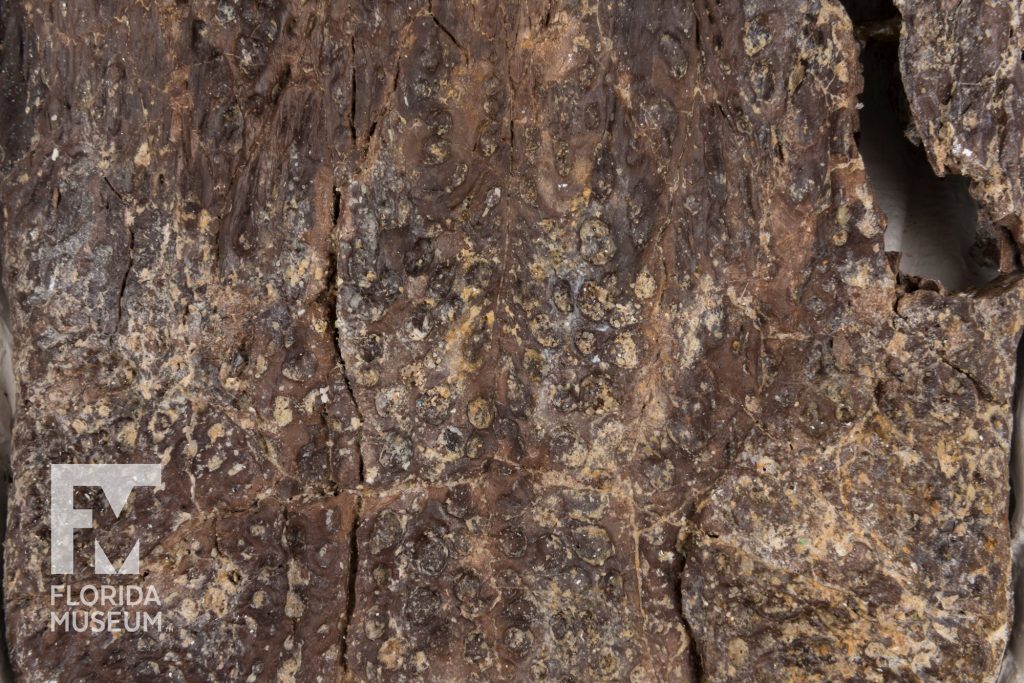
<box><xmin>348</xmin><ymin>34</ymin><xmax>357</xmax><ymax>146</ymax></box>
<box><xmin>339</xmin><ymin>497</ymin><xmax>361</xmax><ymax>672</ymax></box>
<box><xmin>841</xmin><ymin>0</ymin><xmax>901</xmax><ymax>27</ymax></box>
<box><xmin>359</xmin><ymin>56</ymin><xmax>396</xmax><ymax>156</ymax></box>
<box><xmin>322</xmin><ymin>204</ymin><xmax>363</xmax><ymax>484</ymax></box>
<box><xmin>693</xmin><ymin>14</ymin><xmax>700</xmax><ymax>55</ymax></box>
<box><xmin>116</xmin><ymin>231</ymin><xmax>134</xmax><ymax>333</ymax></box>
<box><xmin>332</xmin><ymin>327</ymin><xmax>364</xmax><ymax>484</ymax></box>
<box><xmin>323</xmin><ymin>177</ymin><xmax>365</xmax><ymax>683</ymax></box>
<box><xmin>844</xmin><ymin>0</ymin><xmax>999</xmax><ymax>292</ymax></box>
<box><xmin>364</xmin><ymin>119</ymin><xmax>376</xmax><ymax>148</ymax></box>
<box><xmin>507</xmin><ymin>10</ymin><xmax>519</xmax><ymax>166</ymax></box>
<box><xmin>427</xmin><ymin>9</ymin><xmax>465</xmax><ymax>58</ymax></box>
<box><xmin>686</xmin><ymin>633</ymin><xmax>705</xmax><ymax>682</ymax></box>
<box><xmin>1</xmin><ymin>8</ymin><xmax>30</xmax><ymax>165</ymax></box>
<box><xmin>353</xmin><ymin>417</ymin><xmax>364</xmax><ymax>483</ymax></box>
<box><xmin>322</xmin><ymin>243</ymin><xmax>341</xmax><ymax>366</ymax></box>
<box><xmin>110</xmin><ymin>180</ymin><xmax>134</xmax><ymax>335</ymax></box>
<box><xmin>680</xmin><ymin>592</ymin><xmax>705</xmax><ymax>680</ymax></box>
<box><xmin>674</xmin><ymin>531</ymin><xmax>705</xmax><ymax>682</ymax></box>
<box><xmin>102</xmin><ymin>176</ymin><xmax>127</xmax><ymax>205</ymax></box>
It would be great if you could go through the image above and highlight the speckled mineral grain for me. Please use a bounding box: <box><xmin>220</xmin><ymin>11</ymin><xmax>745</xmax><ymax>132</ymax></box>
<box><xmin>1</xmin><ymin>0</ymin><xmax>1023</xmax><ymax>681</ymax></box>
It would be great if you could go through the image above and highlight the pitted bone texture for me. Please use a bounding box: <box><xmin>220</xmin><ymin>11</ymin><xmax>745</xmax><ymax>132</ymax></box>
<box><xmin>1</xmin><ymin>1</ymin><xmax>1023</xmax><ymax>682</ymax></box>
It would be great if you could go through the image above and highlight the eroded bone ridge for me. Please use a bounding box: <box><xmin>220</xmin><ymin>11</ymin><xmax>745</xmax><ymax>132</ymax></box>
<box><xmin>1</xmin><ymin>1</ymin><xmax>1023</xmax><ymax>682</ymax></box>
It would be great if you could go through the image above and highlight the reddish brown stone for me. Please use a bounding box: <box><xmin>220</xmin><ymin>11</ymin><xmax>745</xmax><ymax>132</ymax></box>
<box><xmin>1</xmin><ymin>1</ymin><xmax>1022</xmax><ymax>681</ymax></box>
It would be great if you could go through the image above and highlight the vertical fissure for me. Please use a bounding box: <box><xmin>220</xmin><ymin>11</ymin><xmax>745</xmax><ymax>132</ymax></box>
<box><xmin>679</xmin><ymin>583</ymin><xmax>705</xmax><ymax>680</ymax></box>
<box><xmin>333</xmin><ymin>305</ymin><xmax>364</xmax><ymax>485</ymax></box>
<box><xmin>327</xmin><ymin>178</ymin><xmax>362</xmax><ymax>675</ymax></box>
<box><xmin>325</xmin><ymin>185</ymin><xmax>364</xmax><ymax>485</ymax></box>
<box><xmin>339</xmin><ymin>496</ymin><xmax>361</xmax><ymax>672</ymax></box>
<box><xmin>674</xmin><ymin>525</ymin><xmax>705</xmax><ymax>682</ymax></box>
<box><xmin>103</xmin><ymin>176</ymin><xmax>133</xmax><ymax>333</ymax></box>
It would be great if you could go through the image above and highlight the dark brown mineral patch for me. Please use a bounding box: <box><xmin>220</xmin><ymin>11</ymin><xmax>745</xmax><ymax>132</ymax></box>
<box><xmin>1</xmin><ymin>0</ymin><xmax>1022</xmax><ymax>681</ymax></box>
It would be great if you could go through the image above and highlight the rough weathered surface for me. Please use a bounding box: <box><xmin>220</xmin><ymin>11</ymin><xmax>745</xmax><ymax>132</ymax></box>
<box><xmin>897</xmin><ymin>0</ymin><xmax>1024</xmax><ymax>246</ymax></box>
<box><xmin>1</xmin><ymin>1</ymin><xmax>1022</xmax><ymax>682</ymax></box>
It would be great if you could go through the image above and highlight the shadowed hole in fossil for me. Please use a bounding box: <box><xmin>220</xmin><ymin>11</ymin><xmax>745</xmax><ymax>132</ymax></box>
<box><xmin>846</xmin><ymin>0</ymin><xmax>999</xmax><ymax>292</ymax></box>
